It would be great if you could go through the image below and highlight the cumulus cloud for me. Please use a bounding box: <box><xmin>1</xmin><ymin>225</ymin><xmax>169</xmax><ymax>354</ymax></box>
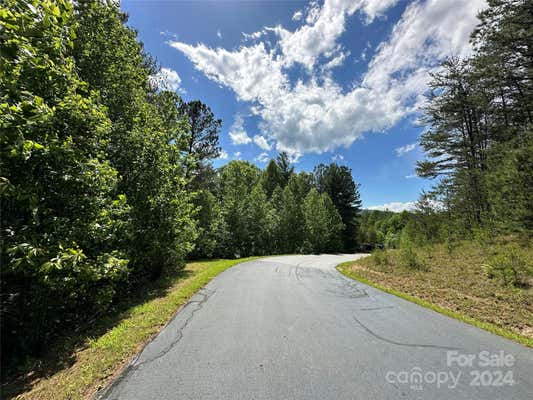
<box><xmin>217</xmin><ymin>149</ymin><xmax>229</xmax><ymax>160</ymax></box>
<box><xmin>292</xmin><ymin>10</ymin><xmax>303</xmax><ymax>21</ymax></box>
<box><xmin>170</xmin><ymin>0</ymin><xmax>486</xmax><ymax>155</ymax></box>
<box><xmin>150</xmin><ymin>67</ymin><xmax>182</xmax><ymax>92</ymax></box>
<box><xmin>255</xmin><ymin>152</ymin><xmax>270</xmax><ymax>163</ymax></box>
<box><xmin>332</xmin><ymin>154</ymin><xmax>344</xmax><ymax>162</ymax></box>
<box><xmin>253</xmin><ymin>135</ymin><xmax>271</xmax><ymax>151</ymax></box>
<box><xmin>228</xmin><ymin>114</ymin><xmax>252</xmax><ymax>145</ymax></box>
<box><xmin>367</xmin><ymin>201</ymin><xmax>416</xmax><ymax>212</ymax></box>
<box><xmin>395</xmin><ymin>143</ymin><xmax>417</xmax><ymax>156</ymax></box>
<box><xmin>234</xmin><ymin>151</ymin><xmax>242</xmax><ymax>159</ymax></box>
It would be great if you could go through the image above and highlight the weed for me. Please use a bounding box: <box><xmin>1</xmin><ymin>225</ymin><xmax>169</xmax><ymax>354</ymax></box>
<box><xmin>399</xmin><ymin>247</ymin><xmax>427</xmax><ymax>271</ymax></box>
<box><xmin>371</xmin><ymin>249</ymin><xmax>390</xmax><ymax>266</ymax></box>
<box><xmin>483</xmin><ymin>245</ymin><xmax>533</xmax><ymax>287</ymax></box>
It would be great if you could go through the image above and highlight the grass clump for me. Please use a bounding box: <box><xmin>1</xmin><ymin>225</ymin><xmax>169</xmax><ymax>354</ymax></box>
<box><xmin>483</xmin><ymin>244</ymin><xmax>533</xmax><ymax>288</ymax></box>
<box><xmin>399</xmin><ymin>246</ymin><xmax>427</xmax><ymax>271</ymax></box>
<box><xmin>371</xmin><ymin>248</ymin><xmax>390</xmax><ymax>266</ymax></box>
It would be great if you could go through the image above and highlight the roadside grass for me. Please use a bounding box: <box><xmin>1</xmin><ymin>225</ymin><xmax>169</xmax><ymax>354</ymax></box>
<box><xmin>2</xmin><ymin>257</ymin><xmax>258</xmax><ymax>400</ymax></box>
<box><xmin>337</xmin><ymin>238</ymin><xmax>533</xmax><ymax>348</ymax></box>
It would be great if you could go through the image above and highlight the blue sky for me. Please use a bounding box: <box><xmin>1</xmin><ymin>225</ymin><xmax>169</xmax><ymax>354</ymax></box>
<box><xmin>121</xmin><ymin>0</ymin><xmax>486</xmax><ymax>211</ymax></box>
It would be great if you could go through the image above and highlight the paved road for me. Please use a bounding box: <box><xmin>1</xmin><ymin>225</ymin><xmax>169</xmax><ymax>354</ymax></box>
<box><xmin>102</xmin><ymin>254</ymin><xmax>533</xmax><ymax>399</ymax></box>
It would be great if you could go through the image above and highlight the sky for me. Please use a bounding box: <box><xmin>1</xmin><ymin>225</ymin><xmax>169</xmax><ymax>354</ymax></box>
<box><xmin>121</xmin><ymin>0</ymin><xmax>487</xmax><ymax>211</ymax></box>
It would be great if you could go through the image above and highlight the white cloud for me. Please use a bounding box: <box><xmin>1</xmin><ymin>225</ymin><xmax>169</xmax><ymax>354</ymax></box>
<box><xmin>360</xmin><ymin>0</ymin><xmax>400</xmax><ymax>23</ymax></box>
<box><xmin>254</xmin><ymin>152</ymin><xmax>270</xmax><ymax>163</ymax></box>
<box><xmin>292</xmin><ymin>10</ymin><xmax>303</xmax><ymax>21</ymax></box>
<box><xmin>170</xmin><ymin>0</ymin><xmax>486</xmax><ymax>155</ymax></box>
<box><xmin>234</xmin><ymin>151</ymin><xmax>242</xmax><ymax>159</ymax></box>
<box><xmin>395</xmin><ymin>143</ymin><xmax>417</xmax><ymax>156</ymax></box>
<box><xmin>217</xmin><ymin>149</ymin><xmax>228</xmax><ymax>160</ymax></box>
<box><xmin>253</xmin><ymin>135</ymin><xmax>271</xmax><ymax>151</ymax></box>
<box><xmin>242</xmin><ymin>30</ymin><xmax>265</xmax><ymax>41</ymax></box>
<box><xmin>150</xmin><ymin>67</ymin><xmax>182</xmax><ymax>92</ymax></box>
<box><xmin>405</xmin><ymin>173</ymin><xmax>417</xmax><ymax>179</ymax></box>
<box><xmin>228</xmin><ymin>114</ymin><xmax>252</xmax><ymax>145</ymax></box>
<box><xmin>217</xmin><ymin>29</ymin><xmax>222</xmax><ymax>39</ymax></box>
<box><xmin>367</xmin><ymin>201</ymin><xmax>416</xmax><ymax>212</ymax></box>
<box><xmin>332</xmin><ymin>154</ymin><xmax>344</xmax><ymax>162</ymax></box>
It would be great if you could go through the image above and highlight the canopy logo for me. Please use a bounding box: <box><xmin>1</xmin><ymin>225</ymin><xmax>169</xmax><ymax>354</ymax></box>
<box><xmin>385</xmin><ymin>350</ymin><xmax>516</xmax><ymax>392</ymax></box>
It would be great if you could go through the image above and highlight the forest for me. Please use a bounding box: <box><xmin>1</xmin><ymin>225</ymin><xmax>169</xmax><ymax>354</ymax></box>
<box><xmin>1</xmin><ymin>0</ymin><xmax>531</xmax><ymax>370</ymax></box>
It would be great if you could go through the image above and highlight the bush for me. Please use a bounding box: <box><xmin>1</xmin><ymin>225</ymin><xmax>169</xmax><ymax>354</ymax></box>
<box><xmin>372</xmin><ymin>249</ymin><xmax>390</xmax><ymax>266</ymax></box>
<box><xmin>400</xmin><ymin>247</ymin><xmax>427</xmax><ymax>271</ymax></box>
<box><xmin>483</xmin><ymin>245</ymin><xmax>533</xmax><ymax>287</ymax></box>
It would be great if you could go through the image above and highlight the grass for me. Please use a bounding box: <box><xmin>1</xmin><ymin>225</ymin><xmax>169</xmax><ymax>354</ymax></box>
<box><xmin>2</xmin><ymin>257</ymin><xmax>258</xmax><ymax>400</ymax></box>
<box><xmin>337</xmin><ymin>238</ymin><xmax>533</xmax><ymax>348</ymax></box>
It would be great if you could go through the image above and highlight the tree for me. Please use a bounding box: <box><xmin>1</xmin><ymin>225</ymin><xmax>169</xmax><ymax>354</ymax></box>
<box><xmin>179</xmin><ymin>100</ymin><xmax>222</xmax><ymax>185</ymax></box>
<box><xmin>322</xmin><ymin>194</ymin><xmax>344</xmax><ymax>252</ymax></box>
<box><xmin>261</xmin><ymin>159</ymin><xmax>283</xmax><ymax>198</ymax></box>
<box><xmin>1</xmin><ymin>0</ymin><xmax>129</xmax><ymax>363</ymax></box>
<box><xmin>247</xmin><ymin>184</ymin><xmax>275</xmax><ymax>255</ymax></box>
<box><xmin>189</xmin><ymin>190</ymin><xmax>225</xmax><ymax>259</ymax></box>
<box><xmin>417</xmin><ymin>0</ymin><xmax>532</xmax><ymax>233</ymax></box>
<box><xmin>313</xmin><ymin>163</ymin><xmax>362</xmax><ymax>250</ymax></box>
<box><xmin>218</xmin><ymin>161</ymin><xmax>260</xmax><ymax>257</ymax></box>
<box><xmin>302</xmin><ymin>190</ymin><xmax>342</xmax><ymax>253</ymax></box>
<box><xmin>276</xmin><ymin>151</ymin><xmax>294</xmax><ymax>186</ymax></box>
<box><xmin>72</xmin><ymin>1</ymin><xmax>197</xmax><ymax>277</ymax></box>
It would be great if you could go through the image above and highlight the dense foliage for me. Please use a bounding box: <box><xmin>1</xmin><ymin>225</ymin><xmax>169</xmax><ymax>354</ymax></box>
<box><xmin>191</xmin><ymin>158</ymin><xmax>358</xmax><ymax>258</ymax></box>
<box><xmin>0</xmin><ymin>0</ymin><xmax>361</xmax><ymax>366</ymax></box>
<box><xmin>417</xmin><ymin>0</ymin><xmax>532</xmax><ymax>235</ymax></box>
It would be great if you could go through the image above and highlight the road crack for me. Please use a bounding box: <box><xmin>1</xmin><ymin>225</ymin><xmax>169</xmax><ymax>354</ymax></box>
<box><xmin>98</xmin><ymin>288</ymin><xmax>216</xmax><ymax>399</ymax></box>
<box><xmin>352</xmin><ymin>314</ymin><xmax>460</xmax><ymax>350</ymax></box>
<box><xmin>135</xmin><ymin>288</ymin><xmax>216</xmax><ymax>367</ymax></box>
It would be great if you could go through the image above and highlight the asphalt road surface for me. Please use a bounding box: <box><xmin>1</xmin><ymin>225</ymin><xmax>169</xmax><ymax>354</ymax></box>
<box><xmin>101</xmin><ymin>254</ymin><xmax>533</xmax><ymax>400</ymax></box>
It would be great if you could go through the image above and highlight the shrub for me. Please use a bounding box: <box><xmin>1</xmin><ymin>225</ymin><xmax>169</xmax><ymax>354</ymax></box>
<box><xmin>372</xmin><ymin>249</ymin><xmax>390</xmax><ymax>266</ymax></box>
<box><xmin>483</xmin><ymin>245</ymin><xmax>533</xmax><ymax>287</ymax></box>
<box><xmin>400</xmin><ymin>247</ymin><xmax>427</xmax><ymax>271</ymax></box>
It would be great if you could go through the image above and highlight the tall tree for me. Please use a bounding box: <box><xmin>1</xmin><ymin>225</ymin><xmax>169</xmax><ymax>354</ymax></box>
<box><xmin>313</xmin><ymin>163</ymin><xmax>362</xmax><ymax>250</ymax></box>
<box><xmin>179</xmin><ymin>100</ymin><xmax>222</xmax><ymax>185</ymax></box>
<box><xmin>302</xmin><ymin>190</ymin><xmax>343</xmax><ymax>253</ymax></box>
<box><xmin>218</xmin><ymin>161</ymin><xmax>260</xmax><ymax>257</ymax></box>
<box><xmin>1</xmin><ymin>0</ymin><xmax>129</xmax><ymax>362</ymax></box>
<box><xmin>247</xmin><ymin>183</ymin><xmax>275</xmax><ymax>255</ymax></box>
<box><xmin>261</xmin><ymin>159</ymin><xmax>283</xmax><ymax>198</ymax></box>
<box><xmin>276</xmin><ymin>151</ymin><xmax>294</xmax><ymax>186</ymax></box>
<box><xmin>72</xmin><ymin>1</ymin><xmax>197</xmax><ymax>277</ymax></box>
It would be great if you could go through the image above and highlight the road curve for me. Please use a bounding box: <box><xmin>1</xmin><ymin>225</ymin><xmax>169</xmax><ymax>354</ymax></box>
<box><xmin>101</xmin><ymin>254</ymin><xmax>533</xmax><ymax>400</ymax></box>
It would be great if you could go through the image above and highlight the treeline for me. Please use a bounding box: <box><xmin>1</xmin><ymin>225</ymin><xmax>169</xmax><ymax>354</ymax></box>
<box><xmin>358</xmin><ymin>204</ymin><xmax>447</xmax><ymax>250</ymax></box>
<box><xmin>0</xmin><ymin>0</ymin><xmax>361</xmax><ymax>366</ymax></box>
<box><xmin>192</xmin><ymin>156</ymin><xmax>361</xmax><ymax>259</ymax></box>
<box><xmin>416</xmin><ymin>0</ymin><xmax>532</xmax><ymax>236</ymax></box>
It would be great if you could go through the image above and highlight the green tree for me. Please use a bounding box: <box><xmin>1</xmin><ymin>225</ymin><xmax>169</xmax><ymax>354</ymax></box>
<box><xmin>261</xmin><ymin>159</ymin><xmax>283</xmax><ymax>198</ymax></box>
<box><xmin>1</xmin><ymin>0</ymin><xmax>129</xmax><ymax>362</ymax></box>
<box><xmin>303</xmin><ymin>189</ymin><xmax>342</xmax><ymax>253</ymax></box>
<box><xmin>247</xmin><ymin>183</ymin><xmax>275</xmax><ymax>255</ymax></box>
<box><xmin>178</xmin><ymin>100</ymin><xmax>222</xmax><ymax>187</ymax></box>
<box><xmin>72</xmin><ymin>1</ymin><xmax>196</xmax><ymax>277</ymax></box>
<box><xmin>218</xmin><ymin>161</ymin><xmax>260</xmax><ymax>257</ymax></box>
<box><xmin>313</xmin><ymin>163</ymin><xmax>362</xmax><ymax>250</ymax></box>
<box><xmin>322</xmin><ymin>194</ymin><xmax>344</xmax><ymax>252</ymax></box>
<box><xmin>276</xmin><ymin>151</ymin><xmax>294</xmax><ymax>186</ymax></box>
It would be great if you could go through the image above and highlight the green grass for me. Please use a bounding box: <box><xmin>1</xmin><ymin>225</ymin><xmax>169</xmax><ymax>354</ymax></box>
<box><xmin>337</xmin><ymin>251</ymin><xmax>533</xmax><ymax>349</ymax></box>
<box><xmin>4</xmin><ymin>257</ymin><xmax>258</xmax><ymax>400</ymax></box>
